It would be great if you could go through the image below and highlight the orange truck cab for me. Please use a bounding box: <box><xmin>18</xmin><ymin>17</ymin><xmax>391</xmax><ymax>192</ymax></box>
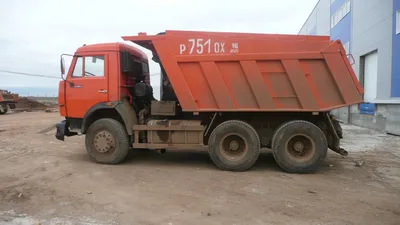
<box><xmin>56</xmin><ymin>30</ymin><xmax>363</xmax><ymax>174</ymax></box>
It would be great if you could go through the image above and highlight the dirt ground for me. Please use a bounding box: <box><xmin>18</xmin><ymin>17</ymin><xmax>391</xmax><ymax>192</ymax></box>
<box><xmin>0</xmin><ymin>111</ymin><xmax>399</xmax><ymax>225</ymax></box>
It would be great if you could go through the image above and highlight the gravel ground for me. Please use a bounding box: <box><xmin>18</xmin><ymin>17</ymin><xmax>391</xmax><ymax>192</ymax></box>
<box><xmin>0</xmin><ymin>111</ymin><xmax>399</xmax><ymax>225</ymax></box>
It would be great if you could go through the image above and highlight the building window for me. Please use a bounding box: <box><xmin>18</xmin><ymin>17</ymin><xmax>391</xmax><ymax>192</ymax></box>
<box><xmin>330</xmin><ymin>0</ymin><xmax>335</xmax><ymax>5</ymax></box>
<box><xmin>331</xmin><ymin>0</ymin><xmax>351</xmax><ymax>28</ymax></box>
<box><xmin>397</xmin><ymin>10</ymin><xmax>400</xmax><ymax>35</ymax></box>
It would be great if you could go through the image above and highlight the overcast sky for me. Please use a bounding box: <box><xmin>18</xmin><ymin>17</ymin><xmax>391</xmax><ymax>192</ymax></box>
<box><xmin>0</xmin><ymin>0</ymin><xmax>318</xmax><ymax>96</ymax></box>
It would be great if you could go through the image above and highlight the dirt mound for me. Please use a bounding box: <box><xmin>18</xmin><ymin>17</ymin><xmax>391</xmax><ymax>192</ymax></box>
<box><xmin>16</xmin><ymin>98</ymin><xmax>46</xmax><ymax>109</ymax></box>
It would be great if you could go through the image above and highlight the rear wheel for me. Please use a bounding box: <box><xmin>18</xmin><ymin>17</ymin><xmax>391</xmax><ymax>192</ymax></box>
<box><xmin>85</xmin><ymin>118</ymin><xmax>129</xmax><ymax>164</ymax></box>
<box><xmin>0</xmin><ymin>104</ymin><xmax>8</xmax><ymax>115</ymax></box>
<box><xmin>272</xmin><ymin>120</ymin><xmax>327</xmax><ymax>174</ymax></box>
<box><xmin>208</xmin><ymin>120</ymin><xmax>260</xmax><ymax>171</ymax></box>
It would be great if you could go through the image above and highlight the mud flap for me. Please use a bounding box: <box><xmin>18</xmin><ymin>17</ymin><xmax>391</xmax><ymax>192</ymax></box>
<box><xmin>326</xmin><ymin>114</ymin><xmax>348</xmax><ymax>156</ymax></box>
<box><xmin>330</xmin><ymin>137</ymin><xmax>348</xmax><ymax>156</ymax></box>
<box><xmin>115</xmin><ymin>98</ymin><xmax>137</xmax><ymax>136</ymax></box>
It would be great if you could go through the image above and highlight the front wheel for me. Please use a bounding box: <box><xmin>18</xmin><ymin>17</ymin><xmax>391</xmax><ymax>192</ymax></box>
<box><xmin>85</xmin><ymin>118</ymin><xmax>130</xmax><ymax>164</ymax></box>
<box><xmin>272</xmin><ymin>120</ymin><xmax>327</xmax><ymax>174</ymax></box>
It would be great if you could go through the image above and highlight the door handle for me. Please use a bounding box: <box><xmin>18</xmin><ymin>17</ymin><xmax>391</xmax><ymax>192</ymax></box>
<box><xmin>98</xmin><ymin>89</ymin><xmax>108</xmax><ymax>93</ymax></box>
<box><xmin>71</xmin><ymin>84</ymin><xmax>82</xmax><ymax>88</ymax></box>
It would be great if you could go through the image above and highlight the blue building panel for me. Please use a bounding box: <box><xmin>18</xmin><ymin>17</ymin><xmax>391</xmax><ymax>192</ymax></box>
<box><xmin>330</xmin><ymin>0</ymin><xmax>352</xmax><ymax>57</ymax></box>
<box><xmin>330</xmin><ymin>13</ymin><xmax>352</xmax><ymax>43</ymax></box>
<box><xmin>330</xmin><ymin>0</ymin><xmax>348</xmax><ymax>15</ymax></box>
<box><xmin>392</xmin><ymin>0</ymin><xmax>400</xmax><ymax>97</ymax></box>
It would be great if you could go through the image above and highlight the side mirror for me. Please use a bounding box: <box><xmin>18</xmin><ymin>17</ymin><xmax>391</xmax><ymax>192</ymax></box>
<box><xmin>59</xmin><ymin>53</ymin><xmax>76</xmax><ymax>87</ymax></box>
<box><xmin>60</xmin><ymin>57</ymin><xmax>66</xmax><ymax>79</ymax></box>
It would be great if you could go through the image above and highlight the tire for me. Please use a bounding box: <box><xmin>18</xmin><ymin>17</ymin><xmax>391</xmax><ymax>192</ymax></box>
<box><xmin>208</xmin><ymin>120</ymin><xmax>260</xmax><ymax>171</ymax></box>
<box><xmin>0</xmin><ymin>105</ymin><xmax>8</xmax><ymax>115</ymax></box>
<box><xmin>272</xmin><ymin>120</ymin><xmax>327</xmax><ymax>174</ymax></box>
<box><xmin>85</xmin><ymin>118</ymin><xmax>130</xmax><ymax>164</ymax></box>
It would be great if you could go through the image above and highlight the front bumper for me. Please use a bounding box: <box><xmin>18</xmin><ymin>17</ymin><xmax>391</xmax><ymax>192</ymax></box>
<box><xmin>55</xmin><ymin>120</ymin><xmax>77</xmax><ymax>141</ymax></box>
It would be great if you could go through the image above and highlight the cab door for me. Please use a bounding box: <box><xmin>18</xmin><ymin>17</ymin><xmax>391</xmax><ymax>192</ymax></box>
<box><xmin>65</xmin><ymin>53</ymin><xmax>109</xmax><ymax>118</ymax></box>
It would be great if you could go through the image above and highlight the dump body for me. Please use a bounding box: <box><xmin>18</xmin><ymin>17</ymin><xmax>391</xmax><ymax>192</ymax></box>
<box><xmin>123</xmin><ymin>30</ymin><xmax>363</xmax><ymax>112</ymax></box>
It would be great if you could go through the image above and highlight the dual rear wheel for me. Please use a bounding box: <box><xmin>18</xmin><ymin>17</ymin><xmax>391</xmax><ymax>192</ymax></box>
<box><xmin>271</xmin><ymin>120</ymin><xmax>328</xmax><ymax>173</ymax></box>
<box><xmin>208</xmin><ymin>120</ymin><xmax>261</xmax><ymax>172</ymax></box>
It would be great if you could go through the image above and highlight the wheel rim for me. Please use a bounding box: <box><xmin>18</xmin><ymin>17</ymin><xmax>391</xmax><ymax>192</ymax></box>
<box><xmin>285</xmin><ymin>134</ymin><xmax>316</xmax><ymax>162</ymax></box>
<box><xmin>219</xmin><ymin>133</ymin><xmax>248</xmax><ymax>161</ymax></box>
<box><xmin>93</xmin><ymin>130</ymin><xmax>116</xmax><ymax>154</ymax></box>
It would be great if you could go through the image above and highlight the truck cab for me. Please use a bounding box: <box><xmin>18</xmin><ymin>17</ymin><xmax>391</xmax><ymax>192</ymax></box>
<box><xmin>57</xmin><ymin>42</ymin><xmax>153</xmax><ymax>142</ymax></box>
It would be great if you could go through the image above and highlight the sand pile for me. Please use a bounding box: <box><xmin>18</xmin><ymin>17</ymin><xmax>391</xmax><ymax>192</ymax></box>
<box><xmin>16</xmin><ymin>98</ymin><xmax>46</xmax><ymax>109</ymax></box>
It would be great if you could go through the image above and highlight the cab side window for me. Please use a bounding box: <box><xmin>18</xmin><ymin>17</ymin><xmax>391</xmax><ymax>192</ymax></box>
<box><xmin>71</xmin><ymin>56</ymin><xmax>104</xmax><ymax>77</ymax></box>
<box><xmin>85</xmin><ymin>56</ymin><xmax>104</xmax><ymax>77</ymax></box>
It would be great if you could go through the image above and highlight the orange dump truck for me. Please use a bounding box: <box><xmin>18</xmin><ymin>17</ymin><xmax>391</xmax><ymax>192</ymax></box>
<box><xmin>0</xmin><ymin>89</ymin><xmax>19</xmax><ymax>115</ymax></box>
<box><xmin>56</xmin><ymin>30</ymin><xmax>363</xmax><ymax>173</ymax></box>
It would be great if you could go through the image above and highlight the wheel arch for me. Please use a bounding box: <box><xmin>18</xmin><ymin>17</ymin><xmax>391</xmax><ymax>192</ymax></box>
<box><xmin>81</xmin><ymin>100</ymin><xmax>137</xmax><ymax>135</ymax></box>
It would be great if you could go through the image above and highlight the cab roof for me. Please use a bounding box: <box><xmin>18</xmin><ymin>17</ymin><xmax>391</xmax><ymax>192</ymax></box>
<box><xmin>75</xmin><ymin>42</ymin><xmax>148</xmax><ymax>60</ymax></box>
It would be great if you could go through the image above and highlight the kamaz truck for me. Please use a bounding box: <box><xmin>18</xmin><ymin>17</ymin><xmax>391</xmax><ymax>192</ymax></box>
<box><xmin>55</xmin><ymin>30</ymin><xmax>363</xmax><ymax>173</ymax></box>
